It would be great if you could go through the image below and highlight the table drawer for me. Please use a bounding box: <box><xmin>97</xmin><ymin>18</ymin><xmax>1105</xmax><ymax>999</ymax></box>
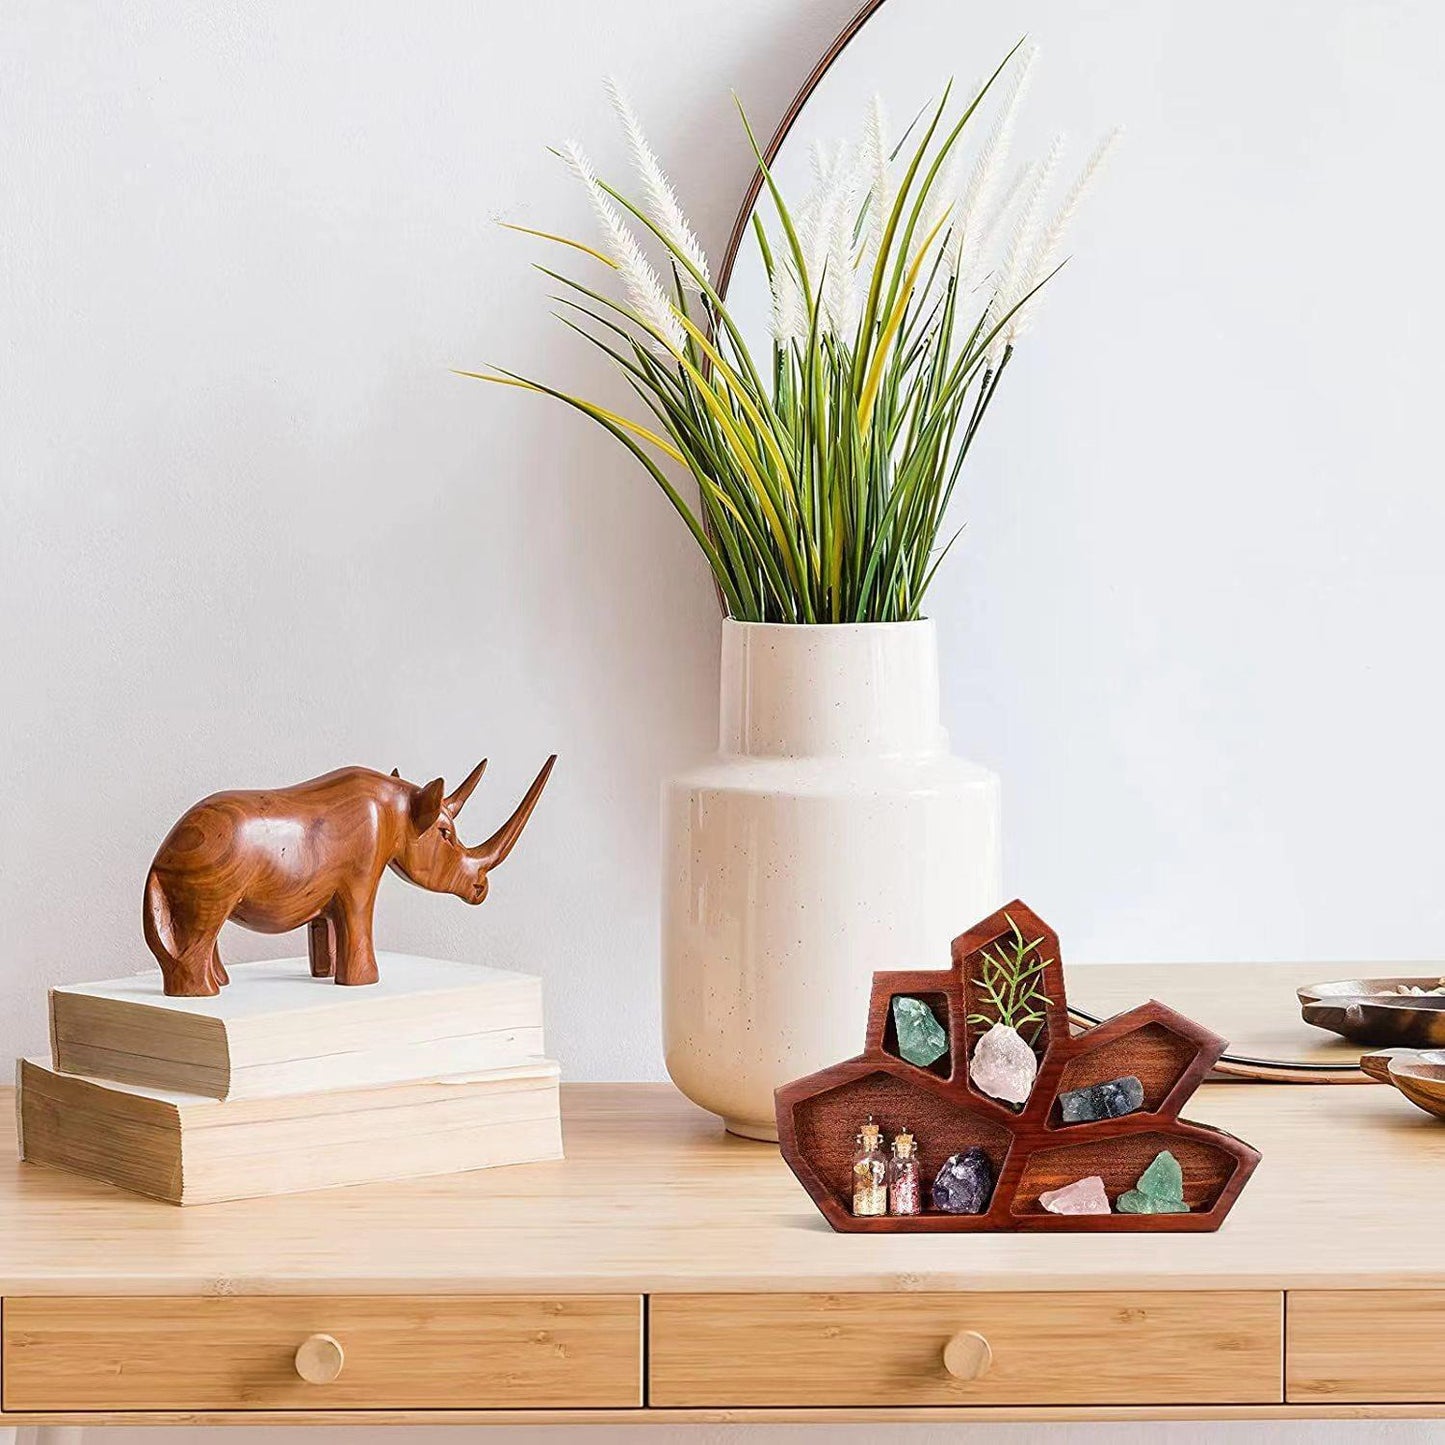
<box><xmin>1</xmin><ymin>1295</ymin><xmax>642</xmax><ymax>1410</ymax></box>
<box><xmin>1289</xmin><ymin>1291</ymin><xmax>1445</xmax><ymax>1403</ymax></box>
<box><xmin>650</xmin><ymin>1292</ymin><xmax>1282</xmax><ymax>1407</ymax></box>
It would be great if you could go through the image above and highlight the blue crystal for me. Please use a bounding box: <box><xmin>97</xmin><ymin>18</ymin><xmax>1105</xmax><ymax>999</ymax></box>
<box><xmin>1058</xmin><ymin>1075</ymin><xmax>1145</xmax><ymax>1124</ymax></box>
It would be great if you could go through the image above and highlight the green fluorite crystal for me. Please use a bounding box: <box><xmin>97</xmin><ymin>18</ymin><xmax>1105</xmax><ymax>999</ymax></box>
<box><xmin>892</xmin><ymin>996</ymin><xmax>948</xmax><ymax>1067</ymax></box>
<box><xmin>1116</xmin><ymin>1149</ymin><xmax>1189</xmax><ymax>1215</ymax></box>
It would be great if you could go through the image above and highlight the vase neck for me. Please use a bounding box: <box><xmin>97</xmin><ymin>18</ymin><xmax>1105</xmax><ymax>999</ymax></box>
<box><xmin>718</xmin><ymin>621</ymin><xmax>946</xmax><ymax>759</ymax></box>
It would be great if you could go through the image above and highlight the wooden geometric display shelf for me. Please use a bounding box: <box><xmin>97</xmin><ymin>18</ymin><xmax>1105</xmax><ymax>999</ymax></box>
<box><xmin>775</xmin><ymin>901</ymin><xmax>1261</xmax><ymax>1233</ymax></box>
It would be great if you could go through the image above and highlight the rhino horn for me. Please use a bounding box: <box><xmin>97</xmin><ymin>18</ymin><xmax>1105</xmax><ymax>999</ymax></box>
<box><xmin>445</xmin><ymin>759</ymin><xmax>488</xmax><ymax>816</ymax></box>
<box><xmin>468</xmin><ymin>755</ymin><xmax>557</xmax><ymax>870</ymax></box>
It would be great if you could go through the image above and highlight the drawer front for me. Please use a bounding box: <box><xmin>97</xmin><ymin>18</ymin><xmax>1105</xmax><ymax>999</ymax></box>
<box><xmin>1289</xmin><ymin>1291</ymin><xmax>1445</xmax><ymax>1403</ymax></box>
<box><xmin>1</xmin><ymin>1295</ymin><xmax>642</xmax><ymax>1410</ymax></box>
<box><xmin>650</xmin><ymin>1292</ymin><xmax>1282</xmax><ymax>1407</ymax></box>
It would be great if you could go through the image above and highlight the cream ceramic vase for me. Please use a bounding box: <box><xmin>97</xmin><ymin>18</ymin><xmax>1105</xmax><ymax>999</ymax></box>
<box><xmin>662</xmin><ymin>619</ymin><xmax>1003</xmax><ymax>1140</ymax></box>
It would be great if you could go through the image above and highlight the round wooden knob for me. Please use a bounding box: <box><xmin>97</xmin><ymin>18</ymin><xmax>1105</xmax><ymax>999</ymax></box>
<box><xmin>294</xmin><ymin>1333</ymin><xmax>345</xmax><ymax>1384</ymax></box>
<box><xmin>943</xmin><ymin>1329</ymin><xmax>992</xmax><ymax>1381</ymax></box>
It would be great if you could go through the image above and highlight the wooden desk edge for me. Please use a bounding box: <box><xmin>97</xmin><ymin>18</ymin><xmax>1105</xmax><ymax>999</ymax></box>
<box><xmin>2</xmin><ymin>1406</ymin><xmax>1444</xmax><ymax>1425</ymax></box>
<box><xmin>5</xmin><ymin>1273</ymin><xmax>1445</xmax><ymax>1295</ymax></box>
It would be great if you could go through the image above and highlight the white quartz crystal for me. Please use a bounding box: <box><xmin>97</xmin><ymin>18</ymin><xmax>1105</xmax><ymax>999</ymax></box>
<box><xmin>969</xmin><ymin>1021</ymin><xmax>1038</xmax><ymax>1105</ymax></box>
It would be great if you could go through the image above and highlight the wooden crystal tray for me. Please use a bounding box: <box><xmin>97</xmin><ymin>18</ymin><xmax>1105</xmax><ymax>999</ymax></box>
<box><xmin>775</xmin><ymin>901</ymin><xmax>1260</xmax><ymax>1233</ymax></box>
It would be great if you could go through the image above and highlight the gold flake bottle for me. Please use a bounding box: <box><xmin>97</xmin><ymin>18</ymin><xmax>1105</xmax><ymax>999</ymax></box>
<box><xmin>851</xmin><ymin>1117</ymin><xmax>887</xmax><ymax>1216</ymax></box>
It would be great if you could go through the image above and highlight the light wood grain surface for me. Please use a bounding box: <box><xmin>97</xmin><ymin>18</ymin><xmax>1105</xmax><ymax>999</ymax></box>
<box><xmin>1070</xmin><ymin>962</ymin><xmax>1367</xmax><ymax>1068</ymax></box>
<box><xmin>1288</xmin><ymin>1291</ymin><xmax>1445</xmax><ymax>1403</ymax></box>
<box><xmin>2</xmin><ymin>1295</ymin><xmax>642</xmax><ymax>1411</ymax></box>
<box><xmin>2</xmin><ymin>1406</ymin><xmax>1444</xmax><ymax>1426</ymax></box>
<box><xmin>650</xmin><ymin>1292</ymin><xmax>1282</xmax><ymax>1406</ymax></box>
<box><xmin>1</xmin><ymin>964</ymin><xmax>1441</xmax><ymax>1296</ymax></box>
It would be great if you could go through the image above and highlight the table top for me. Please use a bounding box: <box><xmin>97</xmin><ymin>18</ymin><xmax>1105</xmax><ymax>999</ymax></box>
<box><xmin>2</xmin><ymin>1083</ymin><xmax>1438</xmax><ymax>1295</ymax></box>
<box><xmin>1071</xmin><ymin>961</ymin><xmax>1368</xmax><ymax>1070</ymax></box>
<box><xmin>2</xmin><ymin>961</ymin><xmax>1441</xmax><ymax>1297</ymax></box>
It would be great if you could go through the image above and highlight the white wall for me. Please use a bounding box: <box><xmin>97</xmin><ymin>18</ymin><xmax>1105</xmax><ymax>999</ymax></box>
<box><xmin>3</xmin><ymin>2</ymin><xmax>1442</xmax><ymax>1443</ymax></box>
<box><xmin>1</xmin><ymin>0</ymin><xmax>855</xmax><ymax>1080</ymax></box>
<box><xmin>727</xmin><ymin>0</ymin><xmax>1445</xmax><ymax>970</ymax></box>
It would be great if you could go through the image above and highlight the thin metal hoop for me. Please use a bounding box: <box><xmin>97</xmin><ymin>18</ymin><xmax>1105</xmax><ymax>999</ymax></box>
<box><xmin>716</xmin><ymin>0</ymin><xmax>891</xmax><ymax>302</ymax></box>
<box><xmin>1069</xmin><ymin>1009</ymin><xmax>1364</xmax><ymax>1083</ymax></box>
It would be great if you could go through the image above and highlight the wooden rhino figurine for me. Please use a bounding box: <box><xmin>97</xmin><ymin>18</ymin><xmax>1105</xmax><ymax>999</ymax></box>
<box><xmin>143</xmin><ymin>755</ymin><xmax>556</xmax><ymax>996</ymax></box>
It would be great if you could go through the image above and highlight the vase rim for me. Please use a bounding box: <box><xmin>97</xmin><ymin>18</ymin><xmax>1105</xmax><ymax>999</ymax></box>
<box><xmin>722</xmin><ymin>618</ymin><xmax>934</xmax><ymax>632</ymax></box>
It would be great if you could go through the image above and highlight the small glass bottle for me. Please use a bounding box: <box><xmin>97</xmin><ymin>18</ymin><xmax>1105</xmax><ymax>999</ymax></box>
<box><xmin>851</xmin><ymin>1116</ymin><xmax>887</xmax><ymax>1217</ymax></box>
<box><xmin>888</xmin><ymin>1128</ymin><xmax>922</xmax><ymax>1216</ymax></box>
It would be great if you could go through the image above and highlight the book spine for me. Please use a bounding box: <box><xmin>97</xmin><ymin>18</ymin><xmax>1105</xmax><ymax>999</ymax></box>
<box><xmin>18</xmin><ymin>1062</ymin><xmax>185</xmax><ymax>1204</ymax></box>
<box><xmin>14</xmin><ymin>1056</ymin><xmax>25</xmax><ymax>1160</ymax></box>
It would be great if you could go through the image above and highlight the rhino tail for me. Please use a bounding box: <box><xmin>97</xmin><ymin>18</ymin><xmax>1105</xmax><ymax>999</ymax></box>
<box><xmin>142</xmin><ymin>868</ymin><xmax>179</xmax><ymax>967</ymax></box>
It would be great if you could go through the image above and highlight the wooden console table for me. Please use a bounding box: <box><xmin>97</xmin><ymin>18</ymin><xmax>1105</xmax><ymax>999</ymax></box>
<box><xmin>2</xmin><ymin>965</ymin><xmax>1443</xmax><ymax>1430</ymax></box>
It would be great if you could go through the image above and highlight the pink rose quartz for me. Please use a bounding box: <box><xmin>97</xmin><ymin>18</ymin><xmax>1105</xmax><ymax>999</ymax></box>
<box><xmin>1038</xmin><ymin>1175</ymin><xmax>1111</xmax><ymax>1216</ymax></box>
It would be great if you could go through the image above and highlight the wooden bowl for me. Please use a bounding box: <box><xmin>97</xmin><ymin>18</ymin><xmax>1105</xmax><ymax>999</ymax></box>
<box><xmin>1298</xmin><ymin>977</ymin><xmax>1445</xmax><ymax>1049</ymax></box>
<box><xmin>1359</xmin><ymin>1049</ymin><xmax>1445</xmax><ymax>1120</ymax></box>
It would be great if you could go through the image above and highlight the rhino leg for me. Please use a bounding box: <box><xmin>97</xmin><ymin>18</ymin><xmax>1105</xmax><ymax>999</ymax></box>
<box><xmin>165</xmin><ymin>937</ymin><xmax>222</xmax><ymax>997</ymax></box>
<box><xmin>307</xmin><ymin>916</ymin><xmax>336</xmax><ymax>978</ymax></box>
<box><xmin>331</xmin><ymin>898</ymin><xmax>379</xmax><ymax>987</ymax></box>
<box><xmin>145</xmin><ymin>871</ymin><xmax>223</xmax><ymax>997</ymax></box>
<box><xmin>209</xmin><ymin>943</ymin><xmax>229</xmax><ymax>989</ymax></box>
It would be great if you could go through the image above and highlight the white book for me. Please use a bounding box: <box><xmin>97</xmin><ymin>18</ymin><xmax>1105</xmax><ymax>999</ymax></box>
<box><xmin>49</xmin><ymin>954</ymin><xmax>544</xmax><ymax>1099</ymax></box>
<box><xmin>17</xmin><ymin>1055</ymin><xmax>563</xmax><ymax>1205</ymax></box>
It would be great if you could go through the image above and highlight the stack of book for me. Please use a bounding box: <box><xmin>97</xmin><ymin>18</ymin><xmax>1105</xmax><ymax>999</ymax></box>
<box><xmin>17</xmin><ymin>953</ymin><xmax>561</xmax><ymax>1204</ymax></box>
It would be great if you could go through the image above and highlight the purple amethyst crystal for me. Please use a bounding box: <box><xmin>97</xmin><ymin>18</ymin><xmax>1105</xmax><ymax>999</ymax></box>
<box><xmin>931</xmin><ymin>1146</ymin><xmax>994</xmax><ymax>1214</ymax></box>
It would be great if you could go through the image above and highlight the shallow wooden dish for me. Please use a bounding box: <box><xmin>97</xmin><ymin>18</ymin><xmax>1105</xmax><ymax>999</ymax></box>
<box><xmin>1299</xmin><ymin>977</ymin><xmax>1445</xmax><ymax>1049</ymax></box>
<box><xmin>1359</xmin><ymin>1048</ymin><xmax>1445</xmax><ymax>1120</ymax></box>
<box><xmin>775</xmin><ymin>901</ymin><xmax>1260</xmax><ymax>1233</ymax></box>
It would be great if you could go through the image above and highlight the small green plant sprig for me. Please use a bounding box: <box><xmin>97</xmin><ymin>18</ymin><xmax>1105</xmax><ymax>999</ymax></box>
<box><xmin>967</xmin><ymin>911</ymin><xmax>1053</xmax><ymax>1042</ymax></box>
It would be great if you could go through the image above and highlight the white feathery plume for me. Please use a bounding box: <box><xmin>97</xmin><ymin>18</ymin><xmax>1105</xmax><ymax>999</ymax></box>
<box><xmin>983</xmin><ymin>132</ymin><xmax>1065</xmax><ymax>367</ymax></box>
<box><xmin>908</xmin><ymin>154</ymin><xmax>958</xmax><ymax>274</ymax></box>
<box><xmin>1006</xmin><ymin>127</ymin><xmax>1122</xmax><ymax>344</ymax></box>
<box><xmin>952</xmin><ymin>159</ymin><xmax>1031</xmax><ymax>306</ymax></box>
<box><xmin>797</xmin><ymin>141</ymin><xmax>862</xmax><ymax>335</ymax></box>
<box><xmin>858</xmin><ymin>94</ymin><xmax>893</xmax><ymax>277</ymax></box>
<box><xmin>929</xmin><ymin>162</ymin><xmax>1030</xmax><ymax>341</ymax></box>
<box><xmin>562</xmin><ymin>139</ymin><xmax>686</xmax><ymax>356</ymax></box>
<box><xmin>604</xmin><ymin>77</ymin><xmax>711</xmax><ymax>292</ymax></box>
<box><xmin>798</xmin><ymin>141</ymin><xmax>846</xmax><ymax>273</ymax></box>
<box><xmin>944</xmin><ymin>42</ymin><xmax>1038</xmax><ymax>279</ymax></box>
<box><xmin>812</xmin><ymin>138</ymin><xmax>846</xmax><ymax>182</ymax></box>
<box><xmin>979</xmin><ymin>160</ymin><xmax>1034</xmax><ymax>244</ymax></box>
<box><xmin>822</xmin><ymin>167</ymin><xmax>862</xmax><ymax>337</ymax></box>
<box><xmin>770</xmin><ymin>257</ymin><xmax>806</xmax><ymax>348</ymax></box>
<box><xmin>823</xmin><ymin>143</ymin><xmax>866</xmax><ymax>334</ymax></box>
<box><xmin>910</xmin><ymin>156</ymin><xmax>960</xmax><ymax>335</ymax></box>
